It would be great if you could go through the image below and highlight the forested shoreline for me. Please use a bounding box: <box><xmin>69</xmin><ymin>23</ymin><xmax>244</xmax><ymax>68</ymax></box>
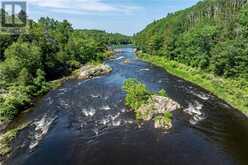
<box><xmin>135</xmin><ymin>0</ymin><xmax>248</xmax><ymax>113</ymax></box>
<box><xmin>0</xmin><ymin>17</ymin><xmax>131</xmax><ymax>123</ymax></box>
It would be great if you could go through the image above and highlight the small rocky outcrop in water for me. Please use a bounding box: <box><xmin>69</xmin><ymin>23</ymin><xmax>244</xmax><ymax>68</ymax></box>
<box><xmin>77</xmin><ymin>64</ymin><xmax>112</xmax><ymax>80</ymax></box>
<box><xmin>123</xmin><ymin>59</ymin><xmax>129</xmax><ymax>64</ymax></box>
<box><xmin>137</xmin><ymin>95</ymin><xmax>181</xmax><ymax>129</ymax></box>
<box><xmin>123</xmin><ymin>78</ymin><xmax>181</xmax><ymax>130</ymax></box>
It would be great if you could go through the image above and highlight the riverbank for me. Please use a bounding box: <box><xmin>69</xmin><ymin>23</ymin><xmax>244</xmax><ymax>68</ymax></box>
<box><xmin>49</xmin><ymin>62</ymin><xmax>112</xmax><ymax>89</ymax></box>
<box><xmin>0</xmin><ymin>62</ymin><xmax>112</xmax><ymax>160</ymax></box>
<box><xmin>1</xmin><ymin>62</ymin><xmax>112</xmax><ymax>127</ymax></box>
<box><xmin>137</xmin><ymin>53</ymin><xmax>248</xmax><ymax>115</ymax></box>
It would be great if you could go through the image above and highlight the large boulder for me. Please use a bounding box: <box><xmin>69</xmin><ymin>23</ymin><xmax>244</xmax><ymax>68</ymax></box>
<box><xmin>78</xmin><ymin>64</ymin><xmax>112</xmax><ymax>80</ymax></box>
<box><xmin>152</xmin><ymin>95</ymin><xmax>180</xmax><ymax>113</ymax></box>
<box><xmin>137</xmin><ymin>95</ymin><xmax>180</xmax><ymax>129</ymax></box>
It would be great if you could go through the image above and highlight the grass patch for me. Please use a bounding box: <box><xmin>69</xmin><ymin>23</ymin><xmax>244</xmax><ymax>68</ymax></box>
<box><xmin>0</xmin><ymin>124</ymin><xmax>27</xmax><ymax>156</ymax></box>
<box><xmin>138</xmin><ymin>53</ymin><xmax>248</xmax><ymax>114</ymax></box>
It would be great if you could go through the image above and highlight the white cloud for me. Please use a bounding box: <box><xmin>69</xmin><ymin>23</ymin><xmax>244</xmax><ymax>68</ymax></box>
<box><xmin>27</xmin><ymin>0</ymin><xmax>141</xmax><ymax>14</ymax></box>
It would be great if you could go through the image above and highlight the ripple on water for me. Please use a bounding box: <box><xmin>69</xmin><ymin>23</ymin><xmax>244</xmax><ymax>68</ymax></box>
<box><xmin>81</xmin><ymin>108</ymin><xmax>96</xmax><ymax>117</ymax></box>
<box><xmin>190</xmin><ymin>91</ymin><xmax>210</xmax><ymax>100</ymax></box>
<box><xmin>100</xmin><ymin>105</ymin><xmax>111</xmax><ymax>111</ymax></box>
<box><xmin>29</xmin><ymin>114</ymin><xmax>57</xmax><ymax>150</ymax></box>
<box><xmin>112</xmin><ymin>120</ymin><xmax>121</xmax><ymax>127</ymax></box>
<box><xmin>139</xmin><ymin>68</ymin><xmax>150</xmax><ymax>72</ymax></box>
<box><xmin>184</xmin><ymin>101</ymin><xmax>207</xmax><ymax>125</ymax></box>
<box><xmin>114</xmin><ymin>56</ymin><xmax>125</xmax><ymax>60</ymax></box>
<box><xmin>90</xmin><ymin>94</ymin><xmax>101</xmax><ymax>98</ymax></box>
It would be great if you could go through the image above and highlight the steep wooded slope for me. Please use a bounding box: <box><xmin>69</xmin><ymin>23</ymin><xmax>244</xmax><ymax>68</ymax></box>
<box><xmin>135</xmin><ymin>0</ymin><xmax>248</xmax><ymax>78</ymax></box>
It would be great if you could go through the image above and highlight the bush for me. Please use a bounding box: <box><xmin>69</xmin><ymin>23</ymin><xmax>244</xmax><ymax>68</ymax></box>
<box><xmin>158</xmin><ymin>89</ymin><xmax>167</xmax><ymax>97</ymax></box>
<box><xmin>123</xmin><ymin>78</ymin><xmax>151</xmax><ymax>110</ymax></box>
<box><xmin>32</xmin><ymin>69</ymin><xmax>50</xmax><ymax>96</ymax></box>
<box><xmin>0</xmin><ymin>85</ymin><xmax>31</xmax><ymax>119</ymax></box>
<box><xmin>153</xmin><ymin>112</ymin><xmax>173</xmax><ymax>128</ymax></box>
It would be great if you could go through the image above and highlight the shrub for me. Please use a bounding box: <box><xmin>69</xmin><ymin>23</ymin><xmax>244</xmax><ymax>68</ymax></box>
<box><xmin>123</xmin><ymin>78</ymin><xmax>151</xmax><ymax>110</ymax></box>
<box><xmin>154</xmin><ymin>112</ymin><xmax>173</xmax><ymax>128</ymax></box>
<box><xmin>158</xmin><ymin>89</ymin><xmax>167</xmax><ymax>97</ymax></box>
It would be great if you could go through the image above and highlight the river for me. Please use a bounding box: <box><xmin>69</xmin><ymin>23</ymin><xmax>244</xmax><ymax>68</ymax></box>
<box><xmin>5</xmin><ymin>48</ymin><xmax>248</xmax><ymax>165</ymax></box>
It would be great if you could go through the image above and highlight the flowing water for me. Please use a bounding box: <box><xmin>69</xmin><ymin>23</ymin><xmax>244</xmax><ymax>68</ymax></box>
<box><xmin>4</xmin><ymin>48</ymin><xmax>248</xmax><ymax>165</ymax></box>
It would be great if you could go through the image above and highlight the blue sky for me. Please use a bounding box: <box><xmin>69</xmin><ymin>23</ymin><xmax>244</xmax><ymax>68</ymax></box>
<box><xmin>24</xmin><ymin>0</ymin><xmax>199</xmax><ymax>35</ymax></box>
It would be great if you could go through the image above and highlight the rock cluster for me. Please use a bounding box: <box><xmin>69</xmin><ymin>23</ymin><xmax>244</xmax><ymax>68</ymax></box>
<box><xmin>78</xmin><ymin>64</ymin><xmax>112</xmax><ymax>80</ymax></box>
<box><xmin>137</xmin><ymin>95</ymin><xmax>181</xmax><ymax>129</ymax></box>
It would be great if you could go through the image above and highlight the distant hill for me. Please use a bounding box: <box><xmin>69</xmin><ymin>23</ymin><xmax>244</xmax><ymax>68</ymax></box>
<box><xmin>75</xmin><ymin>29</ymin><xmax>132</xmax><ymax>45</ymax></box>
<box><xmin>135</xmin><ymin>0</ymin><xmax>248</xmax><ymax>78</ymax></box>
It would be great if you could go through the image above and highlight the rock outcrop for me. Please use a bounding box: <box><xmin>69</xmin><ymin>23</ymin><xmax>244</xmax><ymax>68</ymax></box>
<box><xmin>137</xmin><ymin>95</ymin><xmax>181</xmax><ymax>129</ymax></box>
<box><xmin>77</xmin><ymin>64</ymin><xmax>112</xmax><ymax>80</ymax></box>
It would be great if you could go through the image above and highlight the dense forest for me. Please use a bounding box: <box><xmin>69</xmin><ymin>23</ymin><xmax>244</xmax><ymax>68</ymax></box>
<box><xmin>135</xmin><ymin>0</ymin><xmax>248</xmax><ymax>79</ymax></box>
<box><xmin>0</xmin><ymin>16</ymin><xmax>131</xmax><ymax>121</ymax></box>
<box><xmin>134</xmin><ymin>0</ymin><xmax>248</xmax><ymax>113</ymax></box>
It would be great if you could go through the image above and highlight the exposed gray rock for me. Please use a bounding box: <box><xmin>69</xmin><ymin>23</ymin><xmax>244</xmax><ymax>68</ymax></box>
<box><xmin>123</xmin><ymin>59</ymin><xmax>129</xmax><ymax>64</ymax></box>
<box><xmin>78</xmin><ymin>64</ymin><xmax>112</xmax><ymax>80</ymax></box>
<box><xmin>152</xmin><ymin>95</ymin><xmax>181</xmax><ymax>113</ymax></box>
<box><xmin>137</xmin><ymin>95</ymin><xmax>180</xmax><ymax>129</ymax></box>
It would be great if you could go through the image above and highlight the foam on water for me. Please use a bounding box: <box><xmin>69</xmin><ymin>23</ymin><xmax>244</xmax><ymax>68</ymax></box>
<box><xmin>110</xmin><ymin>113</ymin><xmax>120</xmax><ymax>121</ymax></box>
<box><xmin>139</xmin><ymin>68</ymin><xmax>150</xmax><ymax>72</ymax></box>
<box><xmin>90</xmin><ymin>94</ymin><xmax>100</xmax><ymax>98</ymax></box>
<box><xmin>112</xmin><ymin>120</ymin><xmax>121</xmax><ymax>127</ymax></box>
<box><xmin>158</xmin><ymin>80</ymin><xmax>163</xmax><ymax>83</ymax></box>
<box><xmin>92</xmin><ymin>128</ymin><xmax>99</xmax><ymax>136</ymax></box>
<box><xmin>120</xmin><ymin>108</ymin><xmax>126</xmax><ymax>113</ymax></box>
<box><xmin>99</xmin><ymin>118</ymin><xmax>110</xmax><ymax>125</ymax></box>
<box><xmin>58</xmin><ymin>99</ymin><xmax>70</xmax><ymax>109</ymax></box>
<box><xmin>45</xmin><ymin>97</ymin><xmax>54</xmax><ymax>105</ymax></box>
<box><xmin>82</xmin><ymin>108</ymin><xmax>96</xmax><ymax>117</ymax></box>
<box><xmin>184</xmin><ymin>101</ymin><xmax>203</xmax><ymax>115</ymax></box>
<box><xmin>29</xmin><ymin>114</ymin><xmax>57</xmax><ymax>150</ymax></box>
<box><xmin>100</xmin><ymin>105</ymin><xmax>111</xmax><ymax>111</ymax></box>
<box><xmin>191</xmin><ymin>91</ymin><xmax>210</xmax><ymax>100</ymax></box>
<box><xmin>184</xmin><ymin>101</ymin><xmax>207</xmax><ymax>125</ymax></box>
<box><xmin>115</xmin><ymin>56</ymin><xmax>125</xmax><ymax>60</ymax></box>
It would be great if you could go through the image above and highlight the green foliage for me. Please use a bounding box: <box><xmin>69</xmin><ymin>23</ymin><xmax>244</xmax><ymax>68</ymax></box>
<box><xmin>4</xmin><ymin>42</ymin><xmax>42</xmax><ymax>78</ymax></box>
<box><xmin>0</xmin><ymin>34</ymin><xmax>17</xmax><ymax>60</ymax></box>
<box><xmin>139</xmin><ymin>53</ymin><xmax>248</xmax><ymax>114</ymax></box>
<box><xmin>0</xmin><ymin>85</ymin><xmax>31</xmax><ymax>119</ymax></box>
<box><xmin>240</xmin><ymin>4</ymin><xmax>248</xmax><ymax>37</ymax></box>
<box><xmin>0</xmin><ymin>123</ymin><xmax>28</xmax><ymax>156</ymax></box>
<box><xmin>135</xmin><ymin>0</ymin><xmax>248</xmax><ymax>79</ymax></box>
<box><xmin>17</xmin><ymin>68</ymin><xmax>31</xmax><ymax>86</ymax></box>
<box><xmin>154</xmin><ymin>112</ymin><xmax>173</xmax><ymax>125</ymax></box>
<box><xmin>123</xmin><ymin>79</ymin><xmax>151</xmax><ymax>110</ymax></box>
<box><xmin>32</xmin><ymin>69</ymin><xmax>49</xmax><ymax>96</ymax></box>
<box><xmin>0</xmin><ymin>17</ymin><xmax>131</xmax><ymax>121</ymax></box>
<box><xmin>134</xmin><ymin>0</ymin><xmax>248</xmax><ymax>113</ymax></box>
<box><xmin>158</xmin><ymin>89</ymin><xmax>167</xmax><ymax>97</ymax></box>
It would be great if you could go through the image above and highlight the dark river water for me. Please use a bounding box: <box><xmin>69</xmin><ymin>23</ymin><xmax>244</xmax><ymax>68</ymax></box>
<box><xmin>5</xmin><ymin>48</ymin><xmax>248</xmax><ymax>165</ymax></box>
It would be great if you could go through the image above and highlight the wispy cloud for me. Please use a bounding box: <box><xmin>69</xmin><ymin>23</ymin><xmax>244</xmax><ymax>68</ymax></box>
<box><xmin>27</xmin><ymin>0</ymin><xmax>141</xmax><ymax>14</ymax></box>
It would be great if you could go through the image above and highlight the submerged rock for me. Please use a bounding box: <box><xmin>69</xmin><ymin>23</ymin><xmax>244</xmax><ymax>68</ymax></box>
<box><xmin>77</xmin><ymin>64</ymin><xmax>112</xmax><ymax>80</ymax></box>
<box><xmin>123</xmin><ymin>59</ymin><xmax>129</xmax><ymax>64</ymax></box>
<box><xmin>137</xmin><ymin>95</ymin><xmax>180</xmax><ymax>129</ymax></box>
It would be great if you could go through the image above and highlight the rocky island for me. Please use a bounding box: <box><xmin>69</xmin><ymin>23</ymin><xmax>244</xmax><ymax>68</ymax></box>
<box><xmin>123</xmin><ymin>78</ymin><xmax>181</xmax><ymax>129</ymax></box>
